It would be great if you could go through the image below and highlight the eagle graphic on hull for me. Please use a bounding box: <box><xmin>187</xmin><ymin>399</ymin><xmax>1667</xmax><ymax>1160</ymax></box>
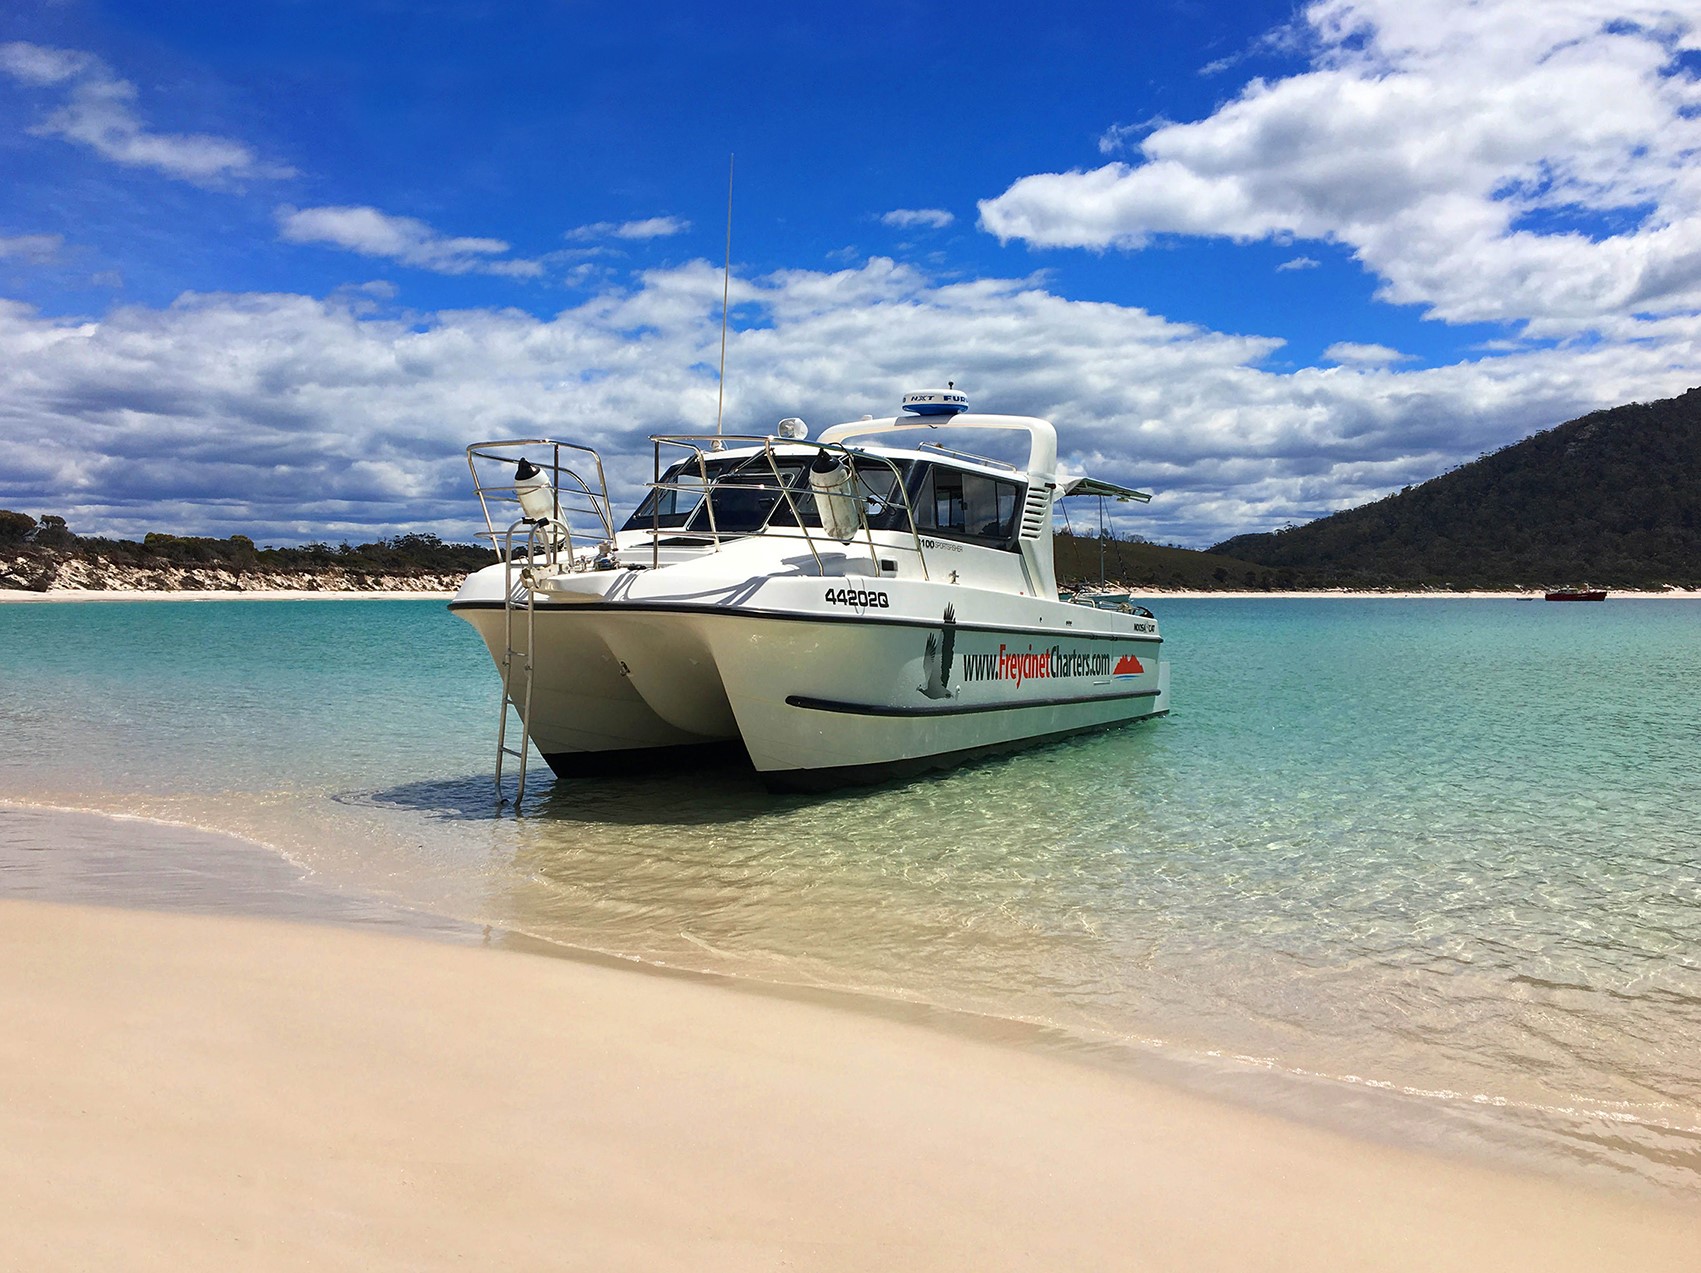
<box><xmin>919</xmin><ymin>604</ymin><xmax>958</xmax><ymax>699</ymax></box>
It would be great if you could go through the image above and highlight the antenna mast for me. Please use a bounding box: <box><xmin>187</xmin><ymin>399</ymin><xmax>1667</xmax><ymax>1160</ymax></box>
<box><xmin>714</xmin><ymin>153</ymin><xmax>734</xmax><ymax>443</ymax></box>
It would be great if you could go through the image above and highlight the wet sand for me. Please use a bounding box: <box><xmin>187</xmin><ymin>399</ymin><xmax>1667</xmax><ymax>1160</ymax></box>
<box><xmin>0</xmin><ymin>804</ymin><xmax>478</xmax><ymax>940</ymax></box>
<box><xmin>3</xmin><ymin>888</ymin><xmax>1699</xmax><ymax>1270</ymax></box>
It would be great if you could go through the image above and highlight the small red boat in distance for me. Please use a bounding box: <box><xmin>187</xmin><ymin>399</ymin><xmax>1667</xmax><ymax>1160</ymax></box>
<box><xmin>1544</xmin><ymin>589</ymin><xmax>1607</xmax><ymax>602</ymax></box>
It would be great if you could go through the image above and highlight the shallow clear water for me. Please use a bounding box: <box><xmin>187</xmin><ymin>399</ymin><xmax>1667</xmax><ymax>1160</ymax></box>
<box><xmin>2</xmin><ymin>596</ymin><xmax>1698</xmax><ymax>1194</ymax></box>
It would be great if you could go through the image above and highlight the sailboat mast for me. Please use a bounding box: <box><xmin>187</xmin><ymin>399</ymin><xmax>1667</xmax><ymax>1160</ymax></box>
<box><xmin>1098</xmin><ymin>493</ymin><xmax>1107</xmax><ymax>586</ymax></box>
<box><xmin>714</xmin><ymin>153</ymin><xmax>734</xmax><ymax>444</ymax></box>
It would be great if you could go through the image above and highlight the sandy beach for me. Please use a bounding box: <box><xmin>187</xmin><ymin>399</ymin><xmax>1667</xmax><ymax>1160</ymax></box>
<box><xmin>2</xmin><ymin>893</ymin><xmax>1698</xmax><ymax>1272</ymax></box>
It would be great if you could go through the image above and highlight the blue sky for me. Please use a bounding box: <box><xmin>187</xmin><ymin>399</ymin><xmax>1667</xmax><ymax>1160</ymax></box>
<box><xmin>3</xmin><ymin>0</ymin><xmax>1699</xmax><ymax>547</ymax></box>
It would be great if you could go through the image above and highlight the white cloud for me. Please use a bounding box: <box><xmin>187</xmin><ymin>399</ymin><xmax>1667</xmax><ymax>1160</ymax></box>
<box><xmin>1324</xmin><ymin>341</ymin><xmax>1410</xmax><ymax>366</ymax></box>
<box><xmin>880</xmin><ymin>208</ymin><xmax>955</xmax><ymax>230</ymax></box>
<box><xmin>566</xmin><ymin>216</ymin><xmax>691</xmax><ymax>242</ymax></box>
<box><xmin>1277</xmin><ymin>256</ymin><xmax>1320</xmax><ymax>271</ymax></box>
<box><xmin>1097</xmin><ymin>119</ymin><xmax>1170</xmax><ymax>155</ymax></box>
<box><xmin>978</xmin><ymin>2</ymin><xmax>1701</xmax><ymax>338</ymax></box>
<box><xmin>0</xmin><ymin>42</ymin><xmax>91</xmax><ymax>86</ymax></box>
<box><xmin>277</xmin><ymin>206</ymin><xmax>543</xmax><ymax>278</ymax></box>
<box><xmin>0</xmin><ymin>233</ymin><xmax>63</xmax><ymax>264</ymax></box>
<box><xmin>0</xmin><ymin>41</ymin><xmax>294</xmax><ymax>186</ymax></box>
<box><xmin>614</xmin><ymin>216</ymin><xmax>690</xmax><ymax>239</ymax></box>
<box><xmin>1</xmin><ymin>260</ymin><xmax>1695</xmax><ymax>548</ymax></box>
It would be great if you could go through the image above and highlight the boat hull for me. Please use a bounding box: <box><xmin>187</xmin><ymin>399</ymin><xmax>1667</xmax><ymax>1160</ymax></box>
<box><xmin>707</xmin><ymin>606</ymin><xmax>1166</xmax><ymax>788</ymax></box>
<box><xmin>747</xmin><ymin>683</ymin><xmax>1168</xmax><ymax>791</ymax></box>
<box><xmin>452</xmin><ymin>602</ymin><xmax>724</xmax><ymax>758</ymax></box>
<box><xmin>451</xmin><ymin>580</ymin><xmax>1168</xmax><ymax>789</ymax></box>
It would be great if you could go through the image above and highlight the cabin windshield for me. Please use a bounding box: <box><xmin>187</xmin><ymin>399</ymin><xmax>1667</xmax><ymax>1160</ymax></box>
<box><xmin>621</xmin><ymin>452</ymin><xmax>1024</xmax><ymax>548</ymax></box>
<box><xmin>623</xmin><ymin>455</ymin><xmax>820</xmax><ymax>536</ymax></box>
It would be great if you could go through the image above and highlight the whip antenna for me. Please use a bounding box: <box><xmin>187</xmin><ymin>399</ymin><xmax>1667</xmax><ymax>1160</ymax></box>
<box><xmin>714</xmin><ymin>153</ymin><xmax>734</xmax><ymax>445</ymax></box>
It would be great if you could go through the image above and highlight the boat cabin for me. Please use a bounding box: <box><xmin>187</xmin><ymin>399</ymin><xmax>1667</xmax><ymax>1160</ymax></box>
<box><xmin>464</xmin><ymin>392</ymin><xmax>1149</xmax><ymax>603</ymax></box>
<box><xmin>623</xmin><ymin>449</ymin><xmax>1026</xmax><ymax>552</ymax></box>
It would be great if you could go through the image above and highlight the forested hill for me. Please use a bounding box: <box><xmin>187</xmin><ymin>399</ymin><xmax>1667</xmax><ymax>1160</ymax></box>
<box><xmin>1212</xmin><ymin>388</ymin><xmax>1701</xmax><ymax>589</ymax></box>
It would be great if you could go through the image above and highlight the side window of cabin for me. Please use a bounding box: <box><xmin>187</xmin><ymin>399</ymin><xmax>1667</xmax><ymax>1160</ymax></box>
<box><xmin>768</xmin><ymin>458</ymin><xmax>910</xmax><ymax>530</ymax></box>
<box><xmin>932</xmin><ymin>470</ymin><xmax>967</xmax><ymax>532</ymax></box>
<box><xmin>961</xmin><ymin>473</ymin><xmax>1019</xmax><ymax>542</ymax></box>
<box><xmin>855</xmin><ymin>462</ymin><xmax>911</xmax><ymax>531</ymax></box>
<box><xmin>908</xmin><ymin>466</ymin><xmax>934</xmax><ymax>532</ymax></box>
<box><xmin>907</xmin><ymin>464</ymin><xmax>1022</xmax><ymax>549</ymax></box>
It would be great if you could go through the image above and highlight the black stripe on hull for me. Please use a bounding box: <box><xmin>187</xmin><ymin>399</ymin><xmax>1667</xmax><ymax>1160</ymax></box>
<box><xmin>786</xmin><ymin>689</ymin><xmax>1161</xmax><ymax>718</ymax></box>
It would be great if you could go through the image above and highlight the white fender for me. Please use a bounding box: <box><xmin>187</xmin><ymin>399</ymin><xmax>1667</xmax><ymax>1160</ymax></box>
<box><xmin>809</xmin><ymin>452</ymin><xmax>864</xmax><ymax>541</ymax></box>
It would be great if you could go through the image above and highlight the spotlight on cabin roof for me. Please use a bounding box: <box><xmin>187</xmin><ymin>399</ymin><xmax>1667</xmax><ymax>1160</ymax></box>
<box><xmin>901</xmin><ymin>386</ymin><xmax>968</xmax><ymax>416</ymax></box>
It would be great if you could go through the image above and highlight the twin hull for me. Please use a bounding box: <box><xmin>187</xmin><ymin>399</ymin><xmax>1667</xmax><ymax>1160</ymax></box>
<box><xmin>454</xmin><ymin>569</ymin><xmax>1169</xmax><ymax>790</ymax></box>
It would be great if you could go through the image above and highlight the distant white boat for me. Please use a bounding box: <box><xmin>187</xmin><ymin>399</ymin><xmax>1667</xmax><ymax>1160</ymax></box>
<box><xmin>452</xmin><ymin>390</ymin><xmax>1170</xmax><ymax>793</ymax></box>
<box><xmin>1070</xmin><ymin>587</ymin><xmax>1133</xmax><ymax>611</ymax></box>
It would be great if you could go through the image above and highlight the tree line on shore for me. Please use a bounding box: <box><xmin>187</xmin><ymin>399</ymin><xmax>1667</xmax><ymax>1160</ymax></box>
<box><xmin>0</xmin><ymin>510</ymin><xmax>496</xmax><ymax>583</ymax></box>
<box><xmin>0</xmin><ymin>507</ymin><xmax>1305</xmax><ymax>593</ymax></box>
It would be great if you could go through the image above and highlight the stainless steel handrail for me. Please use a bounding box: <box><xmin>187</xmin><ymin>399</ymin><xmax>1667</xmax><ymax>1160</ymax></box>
<box><xmin>643</xmin><ymin>434</ymin><xmax>931</xmax><ymax>580</ymax></box>
<box><xmin>465</xmin><ymin>438</ymin><xmax>615</xmax><ymax>571</ymax></box>
<box><xmin>917</xmin><ymin>439</ymin><xmax>1020</xmax><ymax>471</ymax></box>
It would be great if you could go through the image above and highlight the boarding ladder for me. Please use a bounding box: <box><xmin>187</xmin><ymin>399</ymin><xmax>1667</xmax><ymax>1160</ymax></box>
<box><xmin>492</xmin><ymin>517</ymin><xmax>570</xmax><ymax>806</ymax></box>
<box><xmin>466</xmin><ymin>439</ymin><xmax>615</xmax><ymax>809</ymax></box>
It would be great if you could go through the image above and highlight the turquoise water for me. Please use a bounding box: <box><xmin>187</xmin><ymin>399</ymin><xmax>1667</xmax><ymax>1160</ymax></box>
<box><xmin>2</xmin><ymin>596</ymin><xmax>1699</xmax><ymax>1194</ymax></box>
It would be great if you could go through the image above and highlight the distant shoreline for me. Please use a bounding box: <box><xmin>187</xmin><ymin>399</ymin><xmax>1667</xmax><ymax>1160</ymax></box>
<box><xmin>1127</xmin><ymin>587</ymin><xmax>1701</xmax><ymax>600</ymax></box>
<box><xmin>0</xmin><ymin>587</ymin><xmax>454</xmax><ymax>604</ymax></box>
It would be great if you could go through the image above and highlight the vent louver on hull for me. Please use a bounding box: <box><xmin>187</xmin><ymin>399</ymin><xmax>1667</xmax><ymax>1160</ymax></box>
<box><xmin>1020</xmin><ymin>483</ymin><xmax>1054</xmax><ymax>539</ymax></box>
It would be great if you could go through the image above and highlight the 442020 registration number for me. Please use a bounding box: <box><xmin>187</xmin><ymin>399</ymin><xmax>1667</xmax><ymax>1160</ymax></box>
<box><xmin>823</xmin><ymin>587</ymin><xmax>890</xmax><ymax>609</ymax></box>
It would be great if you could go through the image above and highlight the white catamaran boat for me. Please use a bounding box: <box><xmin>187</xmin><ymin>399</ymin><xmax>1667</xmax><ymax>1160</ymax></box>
<box><xmin>451</xmin><ymin>389</ymin><xmax>1169</xmax><ymax>794</ymax></box>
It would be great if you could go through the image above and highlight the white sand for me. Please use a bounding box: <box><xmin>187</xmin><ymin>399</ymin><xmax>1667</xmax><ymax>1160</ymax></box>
<box><xmin>2</xmin><ymin>898</ymin><xmax>1696</xmax><ymax>1272</ymax></box>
